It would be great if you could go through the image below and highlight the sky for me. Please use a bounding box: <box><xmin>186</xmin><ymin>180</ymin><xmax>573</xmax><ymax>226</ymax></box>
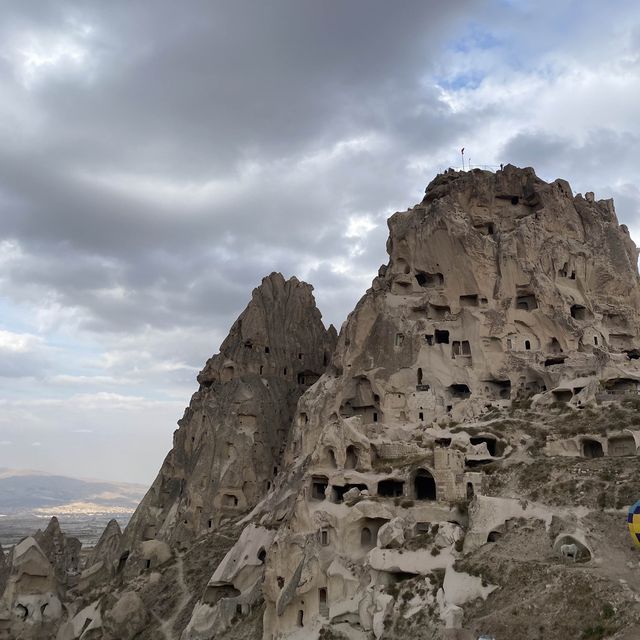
<box><xmin>1</xmin><ymin>0</ymin><xmax>639</xmax><ymax>485</ymax></box>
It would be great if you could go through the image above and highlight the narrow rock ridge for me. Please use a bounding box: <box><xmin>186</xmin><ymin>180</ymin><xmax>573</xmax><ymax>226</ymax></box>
<box><xmin>122</xmin><ymin>272</ymin><xmax>337</xmax><ymax>559</ymax></box>
<box><xmin>34</xmin><ymin>517</ymin><xmax>82</xmax><ymax>585</ymax></box>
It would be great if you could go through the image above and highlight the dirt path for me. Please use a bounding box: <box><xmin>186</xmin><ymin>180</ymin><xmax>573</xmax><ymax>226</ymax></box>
<box><xmin>158</xmin><ymin>553</ymin><xmax>191</xmax><ymax>640</ymax></box>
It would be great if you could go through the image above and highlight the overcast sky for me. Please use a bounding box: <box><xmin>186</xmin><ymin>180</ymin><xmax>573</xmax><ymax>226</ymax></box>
<box><xmin>1</xmin><ymin>1</ymin><xmax>639</xmax><ymax>484</ymax></box>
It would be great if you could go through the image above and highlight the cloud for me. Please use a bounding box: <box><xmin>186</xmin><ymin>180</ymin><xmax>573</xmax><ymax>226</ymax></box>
<box><xmin>0</xmin><ymin>1</ymin><xmax>480</xmax><ymax>335</ymax></box>
<box><xmin>1</xmin><ymin>1</ymin><xmax>640</xmax><ymax>481</ymax></box>
<box><xmin>0</xmin><ymin>328</ymin><xmax>41</xmax><ymax>352</ymax></box>
<box><xmin>0</xmin><ymin>392</ymin><xmax>184</xmax><ymax>412</ymax></box>
<box><xmin>0</xmin><ymin>328</ymin><xmax>52</xmax><ymax>378</ymax></box>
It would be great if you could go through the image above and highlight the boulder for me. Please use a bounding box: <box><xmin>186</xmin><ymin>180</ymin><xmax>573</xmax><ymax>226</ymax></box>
<box><xmin>377</xmin><ymin>518</ymin><xmax>405</xmax><ymax>549</ymax></box>
<box><xmin>103</xmin><ymin>592</ymin><xmax>147</xmax><ymax>640</ymax></box>
<box><xmin>343</xmin><ymin>487</ymin><xmax>361</xmax><ymax>502</ymax></box>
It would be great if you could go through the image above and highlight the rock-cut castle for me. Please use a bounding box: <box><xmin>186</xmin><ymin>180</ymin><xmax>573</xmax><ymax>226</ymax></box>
<box><xmin>3</xmin><ymin>166</ymin><xmax>640</xmax><ymax>640</ymax></box>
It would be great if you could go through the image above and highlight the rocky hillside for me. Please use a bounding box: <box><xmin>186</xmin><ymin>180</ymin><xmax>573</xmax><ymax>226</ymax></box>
<box><xmin>3</xmin><ymin>166</ymin><xmax>640</xmax><ymax>640</ymax></box>
<box><xmin>123</xmin><ymin>272</ymin><xmax>338</xmax><ymax>552</ymax></box>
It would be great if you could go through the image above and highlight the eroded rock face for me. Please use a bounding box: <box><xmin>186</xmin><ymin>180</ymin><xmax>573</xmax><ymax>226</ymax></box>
<box><xmin>11</xmin><ymin>166</ymin><xmax>640</xmax><ymax>640</ymax></box>
<box><xmin>87</xmin><ymin>519</ymin><xmax>122</xmax><ymax>571</ymax></box>
<box><xmin>0</xmin><ymin>546</ymin><xmax>7</xmax><ymax>598</ymax></box>
<box><xmin>35</xmin><ymin>517</ymin><xmax>81</xmax><ymax>585</ymax></box>
<box><xmin>332</xmin><ymin>164</ymin><xmax>640</xmax><ymax>425</ymax></box>
<box><xmin>102</xmin><ymin>591</ymin><xmax>147</xmax><ymax>640</ymax></box>
<box><xmin>182</xmin><ymin>524</ymin><xmax>274</xmax><ymax>640</ymax></box>
<box><xmin>377</xmin><ymin>518</ymin><xmax>405</xmax><ymax>549</ymax></box>
<box><xmin>195</xmin><ymin>166</ymin><xmax>640</xmax><ymax>639</ymax></box>
<box><xmin>121</xmin><ymin>272</ymin><xmax>337</xmax><ymax>564</ymax></box>
<box><xmin>0</xmin><ymin>537</ymin><xmax>62</xmax><ymax>640</ymax></box>
<box><xmin>74</xmin><ymin>519</ymin><xmax>124</xmax><ymax>595</ymax></box>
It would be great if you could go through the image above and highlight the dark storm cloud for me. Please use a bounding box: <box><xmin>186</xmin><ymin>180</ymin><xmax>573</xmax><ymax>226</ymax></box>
<box><xmin>0</xmin><ymin>0</ymin><xmax>477</xmax><ymax>182</ymax></box>
<box><xmin>14</xmin><ymin>0</ymin><xmax>473</xmax><ymax>172</ymax></box>
<box><xmin>0</xmin><ymin>0</ymin><xmax>479</xmax><ymax>338</ymax></box>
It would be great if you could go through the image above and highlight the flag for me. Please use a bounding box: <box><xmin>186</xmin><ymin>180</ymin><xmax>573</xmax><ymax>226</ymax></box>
<box><xmin>461</xmin><ymin>147</ymin><xmax>465</xmax><ymax>154</ymax></box>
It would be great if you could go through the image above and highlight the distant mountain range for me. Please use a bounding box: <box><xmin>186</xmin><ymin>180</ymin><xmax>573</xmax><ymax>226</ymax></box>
<box><xmin>0</xmin><ymin>468</ymin><xmax>147</xmax><ymax>515</ymax></box>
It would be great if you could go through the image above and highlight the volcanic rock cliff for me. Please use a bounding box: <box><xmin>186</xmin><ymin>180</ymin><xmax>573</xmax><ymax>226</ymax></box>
<box><xmin>4</xmin><ymin>166</ymin><xmax>640</xmax><ymax>640</ymax></box>
<box><xmin>124</xmin><ymin>272</ymin><xmax>337</xmax><ymax>552</ymax></box>
<box><xmin>184</xmin><ymin>166</ymin><xmax>640</xmax><ymax>640</ymax></box>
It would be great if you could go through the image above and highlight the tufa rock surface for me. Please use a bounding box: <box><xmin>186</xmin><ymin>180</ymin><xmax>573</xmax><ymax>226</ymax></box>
<box><xmin>86</xmin><ymin>518</ymin><xmax>122</xmax><ymax>571</ymax></box>
<box><xmin>121</xmin><ymin>272</ymin><xmax>337</xmax><ymax>562</ymax></box>
<box><xmin>34</xmin><ymin>517</ymin><xmax>81</xmax><ymax>584</ymax></box>
<box><xmin>185</xmin><ymin>166</ymin><xmax>640</xmax><ymax>640</ymax></box>
<box><xmin>0</xmin><ymin>547</ymin><xmax>7</xmax><ymax>600</ymax></box>
<box><xmin>0</xmin><ymin>536</ymin><xmax>63</xmax><ymax>639</ymax></box>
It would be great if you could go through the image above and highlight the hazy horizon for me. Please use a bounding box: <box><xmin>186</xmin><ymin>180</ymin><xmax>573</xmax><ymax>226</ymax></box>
<box><xmin>0</xmin><ymin>465</ymin><xmax>149</xmax><ymax>487</ymax></box>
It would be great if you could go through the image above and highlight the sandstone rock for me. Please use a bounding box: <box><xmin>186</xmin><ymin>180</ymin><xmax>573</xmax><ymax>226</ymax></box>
<box><xmin>24</xmin><ymin>166</ymin><xmax>640</xmax><ymax>640</ymax></box>
<box><xmin>77</xmin><ymin>560</ymin><xmax>110</xmax><ymax>593</ymax></box>
<box><xmin>371</xmin><ymin>590</ymin><xmax>394</xmax><ymax>639</ymax></box>
<box><xmin>55</xmin><ymin>601</ymin><xmax>102</xmax><ymax>640</ymax></box>
<box><xmin>35</xmin><ymin>517</ymin><xmax>81</xmax><ymax>583</ymax></box>
<box><xmin>442</xmin><ymin>564</ymin><xmax>497</xmax><ymax>606</ymax></box>
<box><xmin>86</xmin><ymin>518</ymin><xmax>122</xmax><ymax>570</ymax></box>
<box><xmin>342</xmin><ymin>486</ymin><xmax>362</xmax><ymax>502</ymax></box>
<box><xmin>0</xmin><ymin>604</ymin><xmax>10</xmax><ymax>640</ymax></box>
<box><xmin>140</xmin><ymin>539</ymin><xmax>172</xmax><ymax>569</ymax></box>
<box><xmin>0</xmin><ymin>537</ymin><xmax>60</xmax><ymax>639</ymax></box>
<box><xmin>103</xmin><ymin>591</ymin><xmax>147</xmax><ymax>640</ymax></box>
<box><xmin>4</xmin><ymin>537</ymin><xmax>56</xmax><ymax>597</ymax></box>
<box><xmin>442</xmin><ymin>603</ymin><xmax>464</xmax><ymax>629</ymax></box>
<box><xmin>121</xmin><ymin>272</ymin><xmax>336</xmax><ymax>569</ymax></box>
<box><xmin>0</xmin><ymin>546</ymin><xmax>7</xmax><ymax>598</ymax></box>
<box><xmin>376</xmin><ymin>517</ymin><xmax>405</xmax><ymax>549</ymax></box>
<box><xmin>77</xmin><ymin>519</ymin><xmax>124</xmax><ymax>594</ymax></box>
<box><xmin>237</xmin><ymin>167</ymin><xmax>640</xmax><ymax>639</ymax></box>
<box><xmin>435</xmin><ymin>521</ymin><xmax>464</xmax><ymax>548</ymax></box>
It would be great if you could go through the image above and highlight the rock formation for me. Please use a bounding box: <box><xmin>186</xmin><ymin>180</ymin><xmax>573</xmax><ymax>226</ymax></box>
<box><xmin>0</xmin><ymin>547</ymin><xmax>7</xmax><ymax>602</ymax></box>
<box><xmin>0</xmin><ymin>537</ymin><xmax>63</xmax><ymax>639</ymax></box>
<box><xmin>0</xmin><ymin>517</ymin><xmax>84</xmax><ymax>639</ymax></box>
<box><xmin>122</xmin><ymin>273</ymin><xmax>337</xmax><ymax>557</ymax></box>
<box><xmin>1</xmin><ymin>272</ymin><xmax>336</xmax><ymax>640</ymax></box>
<box><xmin>87</xmin><ymin>519</ymin><xmax>122</xmax><ymax>571</ymax></box>
<box><xmin>182</xmin><ymin>166</ymin><xmax>640</xmax><ymax>640</ymax></box>
<box><xmin>4</xmin><ymin>166</ymin><xmax>640</xmax><ymax>640</ymax></box>
<box><xmin>75</xmin><ymin>519</ymin><xmax>123</xmax><ymax>594</ymax></box>
<box><xmin>35</xmin><ymin>517</ymin><xmax>81</xmax><ymax>585</ymax></box>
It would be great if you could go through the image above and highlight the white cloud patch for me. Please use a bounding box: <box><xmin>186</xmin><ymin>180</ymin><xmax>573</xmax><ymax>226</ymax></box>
<box><xmin>345</xmin><ymin>215</ymin><xmax>377</xmax><ymax>240</ymax></box>
<box><xmin>3</xmin><ymin>17</ymin><xmax>96</xmax><ymax>88</ymax></box>
<box><xmin>0</xmin><ymin>328</ymin><xmax>52</xmax><ymax>378</ymax></box>
<box><xmin>0</xmin><ymin>328</ymin><xmax>41</xmax><ymax>353</ymax></box>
